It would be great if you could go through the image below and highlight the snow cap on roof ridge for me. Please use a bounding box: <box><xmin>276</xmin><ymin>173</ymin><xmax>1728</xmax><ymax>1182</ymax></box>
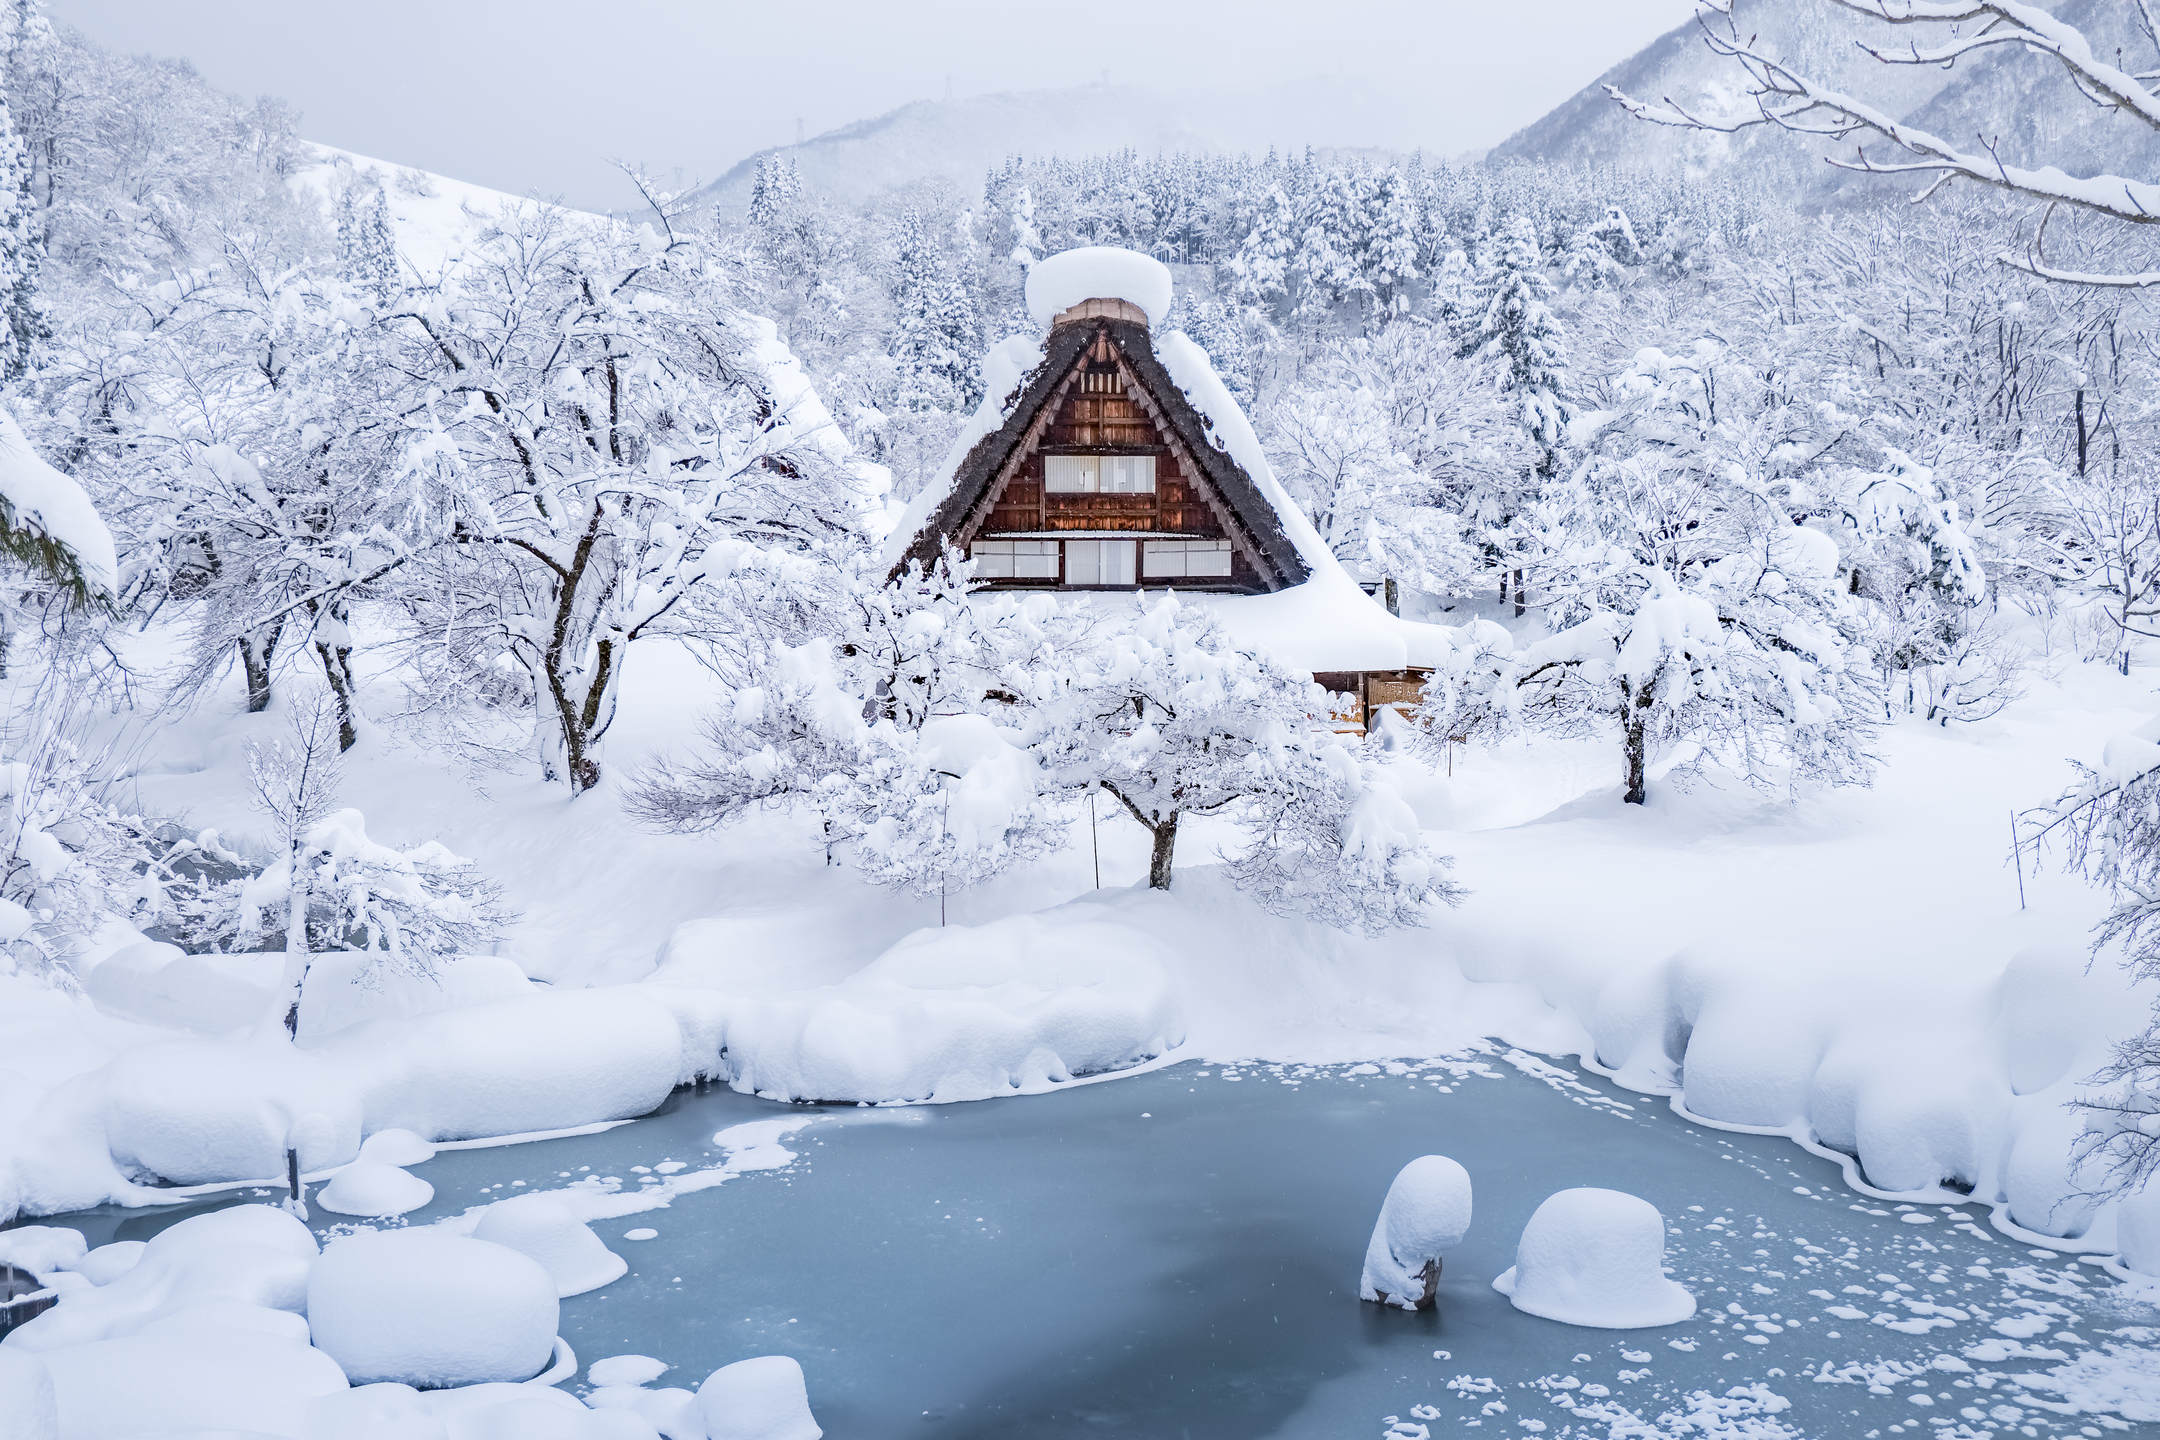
<box><xmin>1025</xmin><ymin>246</ymin><xmax>1173</xmax><ymax>332</ymax></box>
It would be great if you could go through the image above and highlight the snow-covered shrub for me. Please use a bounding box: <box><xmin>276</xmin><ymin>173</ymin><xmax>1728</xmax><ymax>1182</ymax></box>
<box><xmin>1492</xmin><ymin>1187</ymin><xmax>1695</xmax><ymax>1329</ymax></box>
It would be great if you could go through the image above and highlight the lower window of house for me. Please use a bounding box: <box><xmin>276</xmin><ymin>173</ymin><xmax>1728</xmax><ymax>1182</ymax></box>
<box><xmin>1064</xmin><ymin>538</ymin><xmax>1136</xmax><ymax>586</ymax></box>
<box><xmin>1143</xmin><ymin>538</ymin><xmax>1233</xmax><ymax>579</ymax></box>
<box><xmin>970</xmin><ymin>538</ymin><xmax>1058</xmax><ymax>579</ymax></box>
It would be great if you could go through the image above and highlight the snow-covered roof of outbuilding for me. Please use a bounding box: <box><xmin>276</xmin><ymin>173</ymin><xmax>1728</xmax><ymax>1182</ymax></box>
<box><xmin>882</xmin><ymin>245</ymin><xmax>1465</xmax><ymax>676</ymax></box>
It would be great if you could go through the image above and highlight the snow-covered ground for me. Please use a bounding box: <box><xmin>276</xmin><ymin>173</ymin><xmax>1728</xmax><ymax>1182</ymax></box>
<box><xmin>1</xmin><ymin>614</ymin><xmax>2150</xmax><ymax>1258</ymax></box>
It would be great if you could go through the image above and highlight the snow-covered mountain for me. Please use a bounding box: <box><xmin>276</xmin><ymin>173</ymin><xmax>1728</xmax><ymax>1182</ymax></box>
<box><xmin>290</xmin><ymin>144</ymin><xmax>569</xmax><ymax>270</ymax></box>
<box><xmin>689</xmin><ymin>82</ymin><xmax>1408</xmax><ymax>213</ymax></box>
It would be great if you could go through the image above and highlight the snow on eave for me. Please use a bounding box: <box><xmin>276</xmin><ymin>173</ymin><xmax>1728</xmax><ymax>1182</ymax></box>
<box><xmin>0</xmin><ymin>409</ymin><xmax>116</xmax><ymax>603</ymax></box>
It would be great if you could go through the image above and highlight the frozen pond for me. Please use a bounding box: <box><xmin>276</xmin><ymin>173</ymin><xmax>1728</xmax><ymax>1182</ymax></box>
<box><xmin>38</xmin><ymin>1050</ymin><xmax>2160</xmax><ymax>1438</ymax></box>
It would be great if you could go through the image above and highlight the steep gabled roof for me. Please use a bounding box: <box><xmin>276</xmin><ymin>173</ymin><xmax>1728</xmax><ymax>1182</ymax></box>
<box><xmin>887</xmin><ymin>316</ymin><xmax>1311</xmax><ymax>588</ymax></box>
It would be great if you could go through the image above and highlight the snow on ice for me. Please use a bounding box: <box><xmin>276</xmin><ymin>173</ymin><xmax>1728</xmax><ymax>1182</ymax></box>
<box><xmin>470</xmin><ymin>1191</ymin><xmax>630</xmax><ymax>1298</ymax></box>
<box><xmin>305</xmin><ymin>1228</ymin><xmax>561</xmax><ymax>1387</ymax></box>
<box><xmin>695</xmin><ymin>1355</ymin><xmax>823</xmax><ymax>1440</ymax></box>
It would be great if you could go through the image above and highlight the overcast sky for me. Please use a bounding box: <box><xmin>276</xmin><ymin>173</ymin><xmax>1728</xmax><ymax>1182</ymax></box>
<box><xmin>52</xmin><ymin>0</ymin><xmax>1695</xmax><ymax>210</ymax></box>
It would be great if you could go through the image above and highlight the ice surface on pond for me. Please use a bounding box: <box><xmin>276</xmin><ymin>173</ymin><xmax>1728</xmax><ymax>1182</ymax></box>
<box><xmin>470</xmin><ymin>1191</ymin><xmax>628</xmax><ymax>1297</ymax></box>
<box><xmin>1360</xmin><ymin>1154</ymin><xmax>1472</xmax><ymax>1309</ymax></box>
<box><xmin>697</xmin><ymin>1355</ymin><xmax>823</xmax><ymax>1440</ymax></box>
<box><xmin>305</xmin><ymin>1228</ymin><xmax>560</xmax><ymax>1387</ymax></box>
<box><xmin>1493</xmin><ymin>1187</ymin><xmax>1697</xmax><ymax>1329</ymax></box>
<box><xmin>1023</xmin><ymin>245</ymin><xmax>1173</xmax><ymax>330</ymax></box>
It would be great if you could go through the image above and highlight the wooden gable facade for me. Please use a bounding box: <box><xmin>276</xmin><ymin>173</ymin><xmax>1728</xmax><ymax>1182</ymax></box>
<box><xmin>892</xmin><ymin>299</ymin><xmax>1311</xmax><ymax>594</ymax></box>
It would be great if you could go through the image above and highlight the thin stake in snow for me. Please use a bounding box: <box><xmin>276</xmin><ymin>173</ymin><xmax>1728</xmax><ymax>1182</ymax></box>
<box><xmin>2010</xmin><ymin>808</ymin><xmax>2027</xmax><ymax>912</ymax></box>
<box><xmin>1089</xmin><ymin>789</ymin><xmax>1101</xmax><ymax>890</ymax></box>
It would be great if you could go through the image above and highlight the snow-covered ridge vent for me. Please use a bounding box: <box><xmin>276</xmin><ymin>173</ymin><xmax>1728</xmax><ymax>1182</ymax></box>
<box><xmin>1024</xmin><ymin>246</ymin><xmax>1174</xmax><ymax>331</ymax></box>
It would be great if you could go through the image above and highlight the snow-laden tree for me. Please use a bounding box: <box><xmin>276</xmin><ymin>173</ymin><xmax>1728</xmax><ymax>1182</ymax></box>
<box><xmin>1611</xmin><ymin>0</ymin><xmax>2160</xmax><ymax>289</ymax></box>
<box><xmin>0</xmin><ymin>71</ymin><xmax>44</xmax><ymax>384</ymax></box>
<box><xmin>335</xmin><ymin>185</ymin><xmax>397</xmax><ymax>305</ymax></box>
<box><xmin>1473</xmin><ymin>213</ymin><xmax>1571</xmax><ymax>613</ymax></box>
<box><xmin>629</xmin><ymin>552</ymin><xmax>1068</xmax><ymax>894</ymax></box>
<box><xmin>886</xmin><ymin>207</ymin><xmax>980</xmax><ymax>411</ymax></box>
<box><xmin>389</xmin><ymin>207</ymin><xmax>865</xmax><ymax>792</ymax></box>
<box><xmin>1357</xmin><ymin>166</ymin><xmax>1422</xmax><ymax>319</ymax></box>
<box><xmin>1426</xmin><ymin>344</ymin><xmax>1880</xmax><ymax>805</ymax></box>
<box><xmin>184</xmin><ymin>688</ymin><xmax>507</xmax><ymax>1038</ymax></box>
<box><xmin>1022</xmin><ymin>594</ymin><xmax>1461</xmax><ymax>928</ymax></box>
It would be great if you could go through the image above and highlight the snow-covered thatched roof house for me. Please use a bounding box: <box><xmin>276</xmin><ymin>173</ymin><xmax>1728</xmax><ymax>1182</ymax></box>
<box><xmin>885</xmin><ymin>246</ymin><xmax>1457</xmax><ymax>726</ymax></box>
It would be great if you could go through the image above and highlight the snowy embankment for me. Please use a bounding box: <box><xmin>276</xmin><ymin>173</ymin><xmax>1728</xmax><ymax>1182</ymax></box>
<box><xmin>1</xmin><ymin>635</ymin><xmax>2154</xmax><ymax>1263</ymax></box>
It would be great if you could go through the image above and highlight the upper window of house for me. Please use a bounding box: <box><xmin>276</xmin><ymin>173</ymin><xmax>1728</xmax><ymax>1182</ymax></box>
<box><xmin>1044</xmin><ymin>454</ymin><xmax>1156</xmax><ymax>495</ymax></box>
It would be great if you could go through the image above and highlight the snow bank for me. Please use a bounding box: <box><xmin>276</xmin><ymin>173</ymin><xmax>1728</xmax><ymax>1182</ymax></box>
<box><xmin>1024</xmin><ymin>245</ymin><xmax>1172</xmax><ymax>330</ymax></box>
<box><xmin>0</xmin><ymin>1224</ymin><xmax>86</xmax><ymax>1279</ymax></box>
<box><xmin>1492</xmin><ymin>1188</ymin><xmax>1696</xmax><ymax>1329</ymax></box>
<box><xmin>701</xmin><ymin>909</ymin><xmax>1183</xmax><ymax>1103</ymax></box>
<box><xmin>471</xmin><ymin>1192</ymin><xmax>629</xmax><ymax>1297</ymax></box>
<box><xmin>696</xmin><ymin>1355</ymin><xmax>822</xmax><ymax>1440</ymax></box>
<box><xmin>297</xmin><ymin>952</ymin><xmax>533</xmax><ymax>1039</ymax></box>
<box><xmin>81</xmin><ymin>940</ymin><xmax>276</xmax><ymax>1034</ymax></box>
<box><xmin>306</xmin><ymin>1229</ymin><xmax>560</xmax><ymax>1387</ymax></box>
<box><xmin>0</xmin><ymin>1346</ymin><xmax>55</xmax><ymax>1440</ymax></box>
<box><xmin>1359</xmin><ymin>1154</ymin><xmax>1472</xmax><ymax>1310</ymax></box>
<box><xmin>36</xmin><ymin>1326</ymin><xmax>347</xmax><ymax>1439</ymax></box>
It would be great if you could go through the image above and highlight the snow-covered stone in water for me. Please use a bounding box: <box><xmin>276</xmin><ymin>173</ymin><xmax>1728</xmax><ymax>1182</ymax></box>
<box><xmin>0</xmin><ymin>1224</ymin><xmax>86</xmax><ymax>1279</ymax></box>
<box><xmin>1492</xmin><ymin>1188</ymin><xmax>1696</xmax><ymax>1329</ymax></box>
<box><xmin>590</xmin><ymin>1354</ymin><xmax>670</xmax><ymax>1388</ymax></box>
<box><xmin>472</xmin><ymin>1191</ymin><xmax>629</xmax><ymax>1297</ymax></box>
<box><xmin>0</xmin><ymin>1346</ymin><xmax>56</xmax><ymax>1440</ymax></box>
<box><xmin>359</xmin><ymin>1127</ymin><xmax>438</xmax><ymax>1167</ymax></box>
<box><xmin>696</xmin><ymin>1355</ymin><xmax>822</xmax><ymax>1440</ymax></box>
<box><xmin>36</xmin><ymin>1325</ymin><xmax>347</xmax><ymax>1438</ymax></box>
<box><xmin>1024</xmin><ymin>245</ymin><xmax>1173</xmax><ymax>330</ymax></box>
<box><xmin>318</xmin><ymin>1157</ymin><xmax>436</xmax><ymax>1217</ymax></box>
<box><xmin>5</xmin><ymin>1203</ymin><xmax>316</xmax><ymax>1351</ymax></box>
<box><xmin>307</xmin><ymin>1228</ymin><xmax>560</xmax><ymax>1386</ymax></box>
<box><xmin>1359</xmin><ymin>1155</ymin><xmax>1472</xmax><ymax>1310</ymax></box>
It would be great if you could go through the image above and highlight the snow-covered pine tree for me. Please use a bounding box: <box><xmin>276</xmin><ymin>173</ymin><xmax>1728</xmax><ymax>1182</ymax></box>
<box><xmin>1228</xmin><ymin>183</ymin><xmax>1296</xmax><ymax>320</ymax></box>
<box><xmin>886</xmin><ymin>207</ymin><xmax>980</xmax><ymax>411</ymax></box>
<box><xmin>0</xmin><ymin>77</ymin><xmax>45</xmax><ymax>383</ymax></box>
<box><xmin>1477</xmin><ymin>213</ymin><xmax>1568</xmax><ymax>483</ymax></box>
<box><xmin>1357</xmin><ymin>165</ymin><xmax>1421</xmax><ymax>321</ymax></box>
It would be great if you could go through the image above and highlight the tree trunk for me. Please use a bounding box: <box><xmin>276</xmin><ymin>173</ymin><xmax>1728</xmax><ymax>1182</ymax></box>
<box><xmin>1147</xmin><ymin>814</ymin><xmax>1179</xmax><ymax>891</ymax></box>
<box><xmin>315</xmin><ymin>641</ymin><xmax>358</xmax><ymax>753</ymax></box>
<box><xmin>238</xmin><ymin>625</ymin><xmax>282</xmax><ymax>713</ymax></box>
<box><xmin>1622</xmin><ymin>708</ymin><xmax>1648</xmax><ymax>806</ymax></box>
<box><xmin>1512</xmin><ymin>568</ymin><xmax>1526</xmax><ymax>619</ymax></box>
<box><xmin>281</xmin><ymin>859</ymin><xmax>311</xmax><ymax>1040</ymax></box>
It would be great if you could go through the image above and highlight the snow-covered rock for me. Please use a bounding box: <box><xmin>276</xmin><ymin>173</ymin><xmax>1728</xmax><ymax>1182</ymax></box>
<box><xmin>0</xmin><ymin>1223</ymin><xmax>86</xmax><ymax>1279</ymax></box>
<box><xmin>471</xmin><ymin>1192</ymin><xmax>629</xmax><ymax>1297</ymax></box>
<box><xmin>696</xmin><ymin>1355</ymin><xmax>822</xmax><ymax>1440</ymax></box>
<box><xmin>708</xmin><ymin>909</ymin><xmax>1183</xmax><ymax>1103</ymax></box>
<box><xmin>590</xmin><ymin>1354</ymin><xmax>669</xmax><ymax>1388</ymax></box>
<box><xmin>0</xmin><ymin>1346</ymin><xmax>56</xmax><ymax>1440</ymax></box>
<box><xmin>80</xmin><ymin>940</ymin><xmax>277</xmax><ymax>1034</ymax></box>
<box><xmin>69</xmin><ymin>1240</ymin><xmax>144</xmax><ymax>1286</ymax></box>
<box><xmin>5</xmin><ymin>1204</ymin><xmax>317</xmax><ymax>1352</ymax></box>
<box><xmin>1492</xmin><ymin>1188</ymin><xmax>1696</xmax><ymax>1329</ymax></box>
<box><xmin>100</xmin><ymin>1037</ymin><xmax>362</xmax><ymax>1186</ymax></box>
<box><xmin>318</xmin><ymin>1157</ymin><xmax>436</xmax><ymax>1217</ymax></box>
<box><xmin>1024</xmin><ymin>245</ymin><xmax>1173</xmax><ymax>330</ymax></box>
<box><xmin>1359</xmin><ymin>1154</ymin><xmax>1472</xmax><ymax>1310</ymax></box>
<box><xmin>306</xmin><ymin>1229</ymin><xmax>560</xmax><ymax>1387</ymax></box>
<box><xmin>358</xmin><ymin>1127</ymin><xmax>438</xmax><ymax>1168</ymax></box>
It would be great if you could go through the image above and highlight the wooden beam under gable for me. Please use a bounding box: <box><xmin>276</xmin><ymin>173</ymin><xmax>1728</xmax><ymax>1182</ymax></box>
<box><xmin>951</xmin><ymin>359</ymin><xmax>1085</xmax><ymax>551</ymax></box>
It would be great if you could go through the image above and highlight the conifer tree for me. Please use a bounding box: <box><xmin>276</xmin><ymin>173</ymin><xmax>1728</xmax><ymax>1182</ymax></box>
<box><xmin>0</xmin><ymin>84</ymin><xmax>45</xmax><ymax>383</ymax></box>
<box><xmin>1473</xmin><ymin>213</ymin><xmax>1570</xmax><ymax>613</ymax></box>
<box><xmin>887</xmin><ymin>207</ymin><xmax>979</xmax><ymax>410</ymax></box>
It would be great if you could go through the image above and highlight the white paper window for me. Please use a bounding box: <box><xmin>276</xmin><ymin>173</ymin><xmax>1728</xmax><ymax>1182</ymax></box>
<box><xmin>970</xmin><ymin>538</ymin><xmax>1058</xmax><ymax>579</ymax></box>
<box><xmin>1063</xmin><ymin>539</ymin><xmax>1137</xmax><ymax>586</ymax></box>
<box><xmin>1143</xmin><ymin>539</ymin><xmax>1234</xmax><ymax>579</ymax></box>
<box><xmin>1043</xmin><ymin>454</ymin><xmax>1156</xmax><ymax>494</ymax></box>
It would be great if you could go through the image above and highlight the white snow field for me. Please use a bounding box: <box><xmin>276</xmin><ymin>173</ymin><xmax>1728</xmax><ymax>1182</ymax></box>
<box><xmin>1491</xmin><ymin>1186</ymin><xmax>1697</xmax><ymax>1329</ymax></box>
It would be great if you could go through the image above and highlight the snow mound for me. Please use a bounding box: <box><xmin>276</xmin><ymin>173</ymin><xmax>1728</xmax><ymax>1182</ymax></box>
<box><xmin>5</xmin><ymin>1204</ymin><xmax>317</xmax><ymax>1352</ymax></box>
<box><xmin>1025</xmin><ymin>246</ymin><xmax>1173</xmax><ymax>330</ymax></box>
<box><xmin>0</xmin><ymin>1224</ymin><xmax>86</xmax><ymax>1279</ymax></box>
<box><xmin>696</xmin><ymin>1355</ymin><xmax>822</xmax><ymax>1440</ymax></box>
<box><xmin>471</xmin><ymin>1192</ymin><xmax>629</xmax><ymax>1298</ymax></box>
<box><xmin>1492</xmin><ymin>1187</ymin><xmax>1696</xmax><ymax>1329</ymax></box>
<box><xmin>0</xmin><ymin>1346</ymin><xmax>55</xmax><ymax>1440</ymax></box>
<box><xmin>358</xmin><ymin>1128</ymin><xmax>437</xmax><ymax>1168</ymax></box>
<box><xmin>306</xmin><ymin>1229</ymin><xmax>560</xmax><ymax>1387</ymax></box>
<box><xmin>71</xmin><ymin>1240</ymin><xmax>145</xmax><ymax>1285</ymax></box>
<box><xmin>590</xmin><ymin>1354</ymin><xmax>669</xmax><ymax>1388</ymax></box>
<box><xmin>710</xmin><ymin>908</ymin><xmax>1184</xmax><ymax>1103</ymax></box>
<box><xmin>318</xmin><ymin>1157</ymin><xmax>435</xmax><ymax>1217</ymax></box>
<box><xmin>1360</xmin><ymin>1154</ymin><xmax>1472</xmax><ymax>1310</ymax></box>
<box><xmin>2114</xmin><ymin>1184</ymin><xmax>2160</xmax><ymax>1278</ymax></box>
